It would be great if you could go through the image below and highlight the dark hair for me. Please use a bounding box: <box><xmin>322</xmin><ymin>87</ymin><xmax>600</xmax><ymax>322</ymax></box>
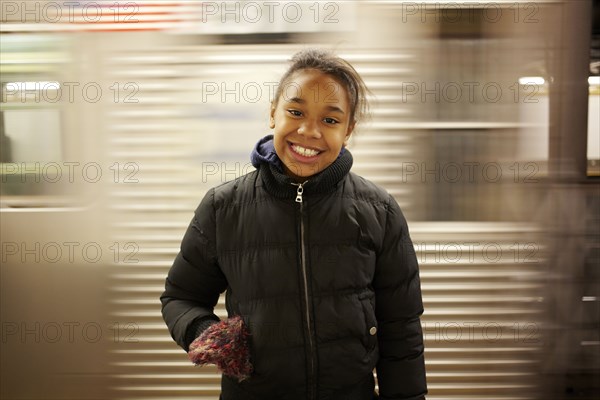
<box><xmin>272</xmin><ymin>49</ymin><xmax>371</xmax><ymax>124</ymax></box>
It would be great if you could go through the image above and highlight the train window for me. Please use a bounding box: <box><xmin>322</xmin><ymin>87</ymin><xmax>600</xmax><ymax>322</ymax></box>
<box><xmin>1</xmin><ymin>104</ymin><xmax>63</xmax><ymax>193</ymax></box>
<box><xmin>588</xmin><ymin>3</ymin><xmax>599</xmax><ymax>177</ymax></box>
<box><xmin>589</xmin><ymin>77</ymin><xmax>600</xmax><ymax>177</ymax></box>
<box><xmin>0</xmin><ymin>35</ymin><xmax>69</xmax><ymax>206</ymax></box>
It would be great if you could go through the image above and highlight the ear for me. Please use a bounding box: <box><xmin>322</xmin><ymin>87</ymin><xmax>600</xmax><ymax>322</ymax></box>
<box><xmin>269</xmin><ymin>105</ymin><xmax>276</xmax><ymax>129</ymax></box>
<box><xmin>343</xmin><ymin>120</ymin><xmax>356</xmax><ymax>146</ymax></box>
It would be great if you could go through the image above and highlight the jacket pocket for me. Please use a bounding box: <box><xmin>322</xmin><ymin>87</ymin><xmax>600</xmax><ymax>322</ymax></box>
<box><xmin>358</xmin><ymin>292</ymin><xmax>378</xmax><ymax>351</ymax></box>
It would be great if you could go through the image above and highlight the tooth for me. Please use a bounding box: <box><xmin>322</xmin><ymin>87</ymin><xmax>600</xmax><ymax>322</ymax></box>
<box><xmin>294</xmin><ymin>145</ymin><xmax>318</xmax><ymax>157</ymax></box>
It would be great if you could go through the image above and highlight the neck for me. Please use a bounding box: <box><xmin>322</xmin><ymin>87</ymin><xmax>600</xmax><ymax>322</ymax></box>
<box><xmin>258</xmin><ymin>148</ymin><xmax>354</xmax><ymax>199</ymax></box>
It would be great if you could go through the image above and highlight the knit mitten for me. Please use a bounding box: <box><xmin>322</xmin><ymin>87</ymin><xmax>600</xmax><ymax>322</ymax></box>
<box><xmin>188</xmin><ymin>316</ymin><xmax>253</xmax><ymax>382</ymax></box>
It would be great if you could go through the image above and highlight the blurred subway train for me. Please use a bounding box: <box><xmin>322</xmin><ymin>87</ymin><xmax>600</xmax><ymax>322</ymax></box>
<box><xmin>1</xmin><ymin>1</ymin><xmax>599</xmax><ymax>399</ymax></box>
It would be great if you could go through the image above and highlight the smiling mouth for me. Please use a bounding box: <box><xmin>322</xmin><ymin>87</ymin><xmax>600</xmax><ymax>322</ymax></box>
<box><xmin>289</xmin><ymin>142</ymin><xmax>322</xmax><ymax>158</ymax></box>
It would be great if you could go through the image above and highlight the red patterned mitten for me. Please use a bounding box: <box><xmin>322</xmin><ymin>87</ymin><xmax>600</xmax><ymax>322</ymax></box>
<box><xmin>188</xmin><ymin>316</ymin><xmax>252</xmax><ymax>382</ymax></box>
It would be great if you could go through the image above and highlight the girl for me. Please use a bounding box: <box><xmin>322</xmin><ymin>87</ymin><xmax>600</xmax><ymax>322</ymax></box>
<box><xmin>160</xmin><ymin>49</ymin><xmax>427</xmax><ymax>400</ymax></box>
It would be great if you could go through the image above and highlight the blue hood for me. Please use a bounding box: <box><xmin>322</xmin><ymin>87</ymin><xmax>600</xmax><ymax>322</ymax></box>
<box><xmin>250</xmin><ymin>135</ymin><xmax>283</xmax><ymax>172</ymax></box>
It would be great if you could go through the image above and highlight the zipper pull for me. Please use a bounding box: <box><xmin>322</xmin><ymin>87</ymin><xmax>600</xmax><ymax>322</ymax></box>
<box><xmin>295</xmin><ymin>183</ymin><xmax>304</xmax><ymax>203</ymax></box>
<box><xmin>292</xmin><ymin>181</ymin><xmax>308</xmax><ymax>203</ymax></box>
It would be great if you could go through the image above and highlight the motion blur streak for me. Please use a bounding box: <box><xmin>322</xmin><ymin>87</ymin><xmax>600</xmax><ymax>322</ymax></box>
<box><xmin>0</xmin><ymin>1</ymin><xmax>598</xmax><ymax>399</ymax></box>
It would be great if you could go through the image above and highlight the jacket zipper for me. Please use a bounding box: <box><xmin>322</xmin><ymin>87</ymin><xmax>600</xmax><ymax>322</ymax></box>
<box><xmin>292</xmin><ymin>181</ymin><xmax>316</xmax><ymax>400</ymax></box>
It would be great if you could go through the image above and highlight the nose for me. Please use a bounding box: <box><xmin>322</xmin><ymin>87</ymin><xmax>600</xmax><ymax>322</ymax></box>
<box><xmin>297</xmin><ymin>119</ymin><xmax>322</xmax><ymax>139</ymax></box>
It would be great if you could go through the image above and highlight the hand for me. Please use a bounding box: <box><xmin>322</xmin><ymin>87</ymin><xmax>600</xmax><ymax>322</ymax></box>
<box><xmin>188</xmin><ymin>316</ymin><xmax>253</xmax><ymax>382</ymax></box>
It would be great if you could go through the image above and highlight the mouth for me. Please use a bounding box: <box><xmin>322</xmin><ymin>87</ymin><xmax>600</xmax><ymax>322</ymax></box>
<box><xmin>288</xmin><ymin>141</ymin><xmax>323</xmax><ymax>159</ymax></box>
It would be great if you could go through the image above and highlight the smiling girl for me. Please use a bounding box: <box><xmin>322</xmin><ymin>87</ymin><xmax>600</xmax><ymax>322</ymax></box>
<box><xmin>161</xmin><ymin>49</ymin><xmax>427</xmax><ymax>400</ymax></box>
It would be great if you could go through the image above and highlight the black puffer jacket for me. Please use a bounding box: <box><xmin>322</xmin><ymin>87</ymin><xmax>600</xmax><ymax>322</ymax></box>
<box><xmin>160</xmin><ymin>135</ymin><xmax>427</xmax><ymax>400</ymax></box>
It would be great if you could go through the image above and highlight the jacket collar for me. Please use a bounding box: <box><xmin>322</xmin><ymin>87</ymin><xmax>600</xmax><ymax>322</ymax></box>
<box><xmin>250</xmin><ymin>134</ymin><xmax>353</xmax><ymax>200</ymax></box>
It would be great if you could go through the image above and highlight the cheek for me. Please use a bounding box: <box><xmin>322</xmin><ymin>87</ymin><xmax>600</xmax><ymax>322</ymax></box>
<box><xmin>273</xmin><ymin>135</ymin><xmax>287</xmax><ymax>156</ymax></box>
<box><xmin>327</xmin><ymin>134</ymin><xmax>346</xmax><ymax>148</ymax></box>
<box><xmin>273</xmin><ymin>115</ymin><xmax>295</xmax><ymax>137</ymax></box>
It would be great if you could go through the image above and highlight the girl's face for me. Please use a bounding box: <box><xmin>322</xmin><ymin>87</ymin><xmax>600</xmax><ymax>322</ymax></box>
<box><xmin>270</xmin><ymin>69</ymin><xmax>355</xmax><ymax>182</ymax></box>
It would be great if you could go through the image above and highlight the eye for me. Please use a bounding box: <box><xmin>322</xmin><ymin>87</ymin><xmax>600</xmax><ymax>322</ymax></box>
<box><xmin>323</xmin><ymin>117</ymin><xmax>339</xmax><ymax>125</ymax></box>
<box><xmin>287</xmin><ymin>109</ymin><xmax>302</xmax><ymax>117</ymax></box>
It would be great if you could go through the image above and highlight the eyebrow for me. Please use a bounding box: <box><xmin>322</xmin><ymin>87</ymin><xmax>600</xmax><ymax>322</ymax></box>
<box><xmin>287</xmin><ymin>97</ymin><xmax>346</xmax><ymax>115</ymax></box>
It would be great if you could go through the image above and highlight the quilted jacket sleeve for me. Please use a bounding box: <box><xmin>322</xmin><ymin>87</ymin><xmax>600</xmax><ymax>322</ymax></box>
<box><xmin>374</xmin><ymin>194</ymin><xmax>427</xmax><ymax>399</ymax></box>
<box><xmin>160</xmin><ymin>188</ymin><xmax>228</xmax><ymax>352</ymax></box>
